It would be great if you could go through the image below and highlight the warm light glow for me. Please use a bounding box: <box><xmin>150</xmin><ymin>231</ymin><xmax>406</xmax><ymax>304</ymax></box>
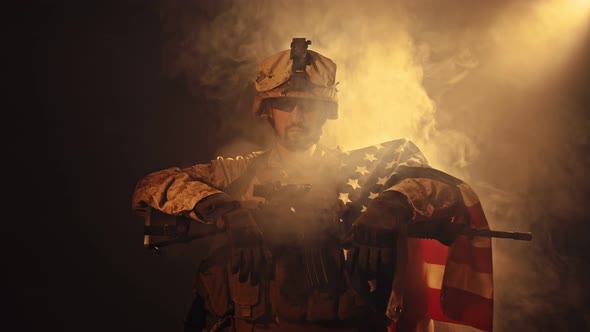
<box><xmin>322</xmin><ymin>31</ymin><xmax>436</xmax><ymax>152</ymax></box>
<box><xmin>319</xmin><ymin>0</ymin><xmax>590</xmax><ymax>179</ymax></box>
<box><xmin>487</xmin><ymin>0</ymin><xmax>590</xmax><ymax>88</ymax></box>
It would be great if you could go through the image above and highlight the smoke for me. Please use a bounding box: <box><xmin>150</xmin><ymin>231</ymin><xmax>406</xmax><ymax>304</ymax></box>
<box><xmin>158</xmin><ymin>0</ymin><xmax>590</xmax><ymax>330</ymax></box>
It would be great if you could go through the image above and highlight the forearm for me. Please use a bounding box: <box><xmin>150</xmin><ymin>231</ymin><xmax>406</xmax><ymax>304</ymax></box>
<box><xmin>131</xmin><ymin>166</ymin><xmax>224</xmax><ymax>221</ymax></box>
<box><xmin>383</xmin><ymin>168</ymin><xmax>462</xmax><ymax>220</ymax></box>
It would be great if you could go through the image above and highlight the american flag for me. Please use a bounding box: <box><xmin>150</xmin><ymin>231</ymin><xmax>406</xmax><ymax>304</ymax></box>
<box><xmin>337</xmin><ymin>138</ymin><xmax>494</xmax><ymax>332</ymax></box>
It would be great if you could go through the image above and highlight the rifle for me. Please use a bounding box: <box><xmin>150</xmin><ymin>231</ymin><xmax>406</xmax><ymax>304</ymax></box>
<box><xmin>142</xmin><ymin>208</ymin><xmax>222</xmax><ymax>253</ymax></box>
<box><xmin>142</xmin><ymin>182</ymin><xmax>532</xmax><ymax>253</ymax></box>
<box><xmin>142</xmin><ymin>182</ymin><xmax>314</xmax><ymax>253</ymax></box>
<box><xmin>458</xmin><ymin>228</ymin><xmax>532</xmax><ymax>241</ymax></box>
<box><xmin>406</xmin><ymin>220</ymin><xmax>532</xmax><ymax>242</ymax></box>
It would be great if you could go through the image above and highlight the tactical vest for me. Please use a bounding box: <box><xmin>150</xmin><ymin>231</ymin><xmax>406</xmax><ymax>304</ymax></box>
<box><xmin>193</xmin><ymin>148</ymin><xmax>390</xmax><ymax>331</ymax></box>
<box><xmin>194</xmin><ymin>229</ymin><xmax>383</xmax><ymax>332</ymax></box>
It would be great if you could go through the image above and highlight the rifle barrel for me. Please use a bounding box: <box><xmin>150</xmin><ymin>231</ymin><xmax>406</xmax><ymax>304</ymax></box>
<box><xmin>469</xmin><ymin>229</ymin><xmax>533</xmax><ymax>241</ymax></box>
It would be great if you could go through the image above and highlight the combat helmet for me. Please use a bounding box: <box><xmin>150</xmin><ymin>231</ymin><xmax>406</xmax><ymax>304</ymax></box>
<box><xmin>252</xmin><ymin>38</ymin><xmax>339</xmax><ymax>119</ymax></box>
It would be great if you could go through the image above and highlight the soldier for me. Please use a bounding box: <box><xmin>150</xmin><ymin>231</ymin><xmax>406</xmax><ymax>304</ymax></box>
<box><xmin>132</xmin><ymin>38</ymin><xmax>494</xmax><ymax>332</ymax></box>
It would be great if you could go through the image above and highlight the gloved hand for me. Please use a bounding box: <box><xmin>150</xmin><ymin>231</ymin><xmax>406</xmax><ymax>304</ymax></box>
<box><xmin>194</xmin><ymin>193</ymin><xmax>268</xmax><ymax>285</ymax></box>
<box><xmin>345</xmin><ymin>190</ymin><xmax>413</xmax><ymax>279</ymax></box>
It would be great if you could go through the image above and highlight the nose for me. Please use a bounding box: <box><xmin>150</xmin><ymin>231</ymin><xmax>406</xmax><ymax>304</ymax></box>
<box><xmin>289</xmin><ymin>104</ymin><xmax>304</xmax><ymax>122</ymax></box>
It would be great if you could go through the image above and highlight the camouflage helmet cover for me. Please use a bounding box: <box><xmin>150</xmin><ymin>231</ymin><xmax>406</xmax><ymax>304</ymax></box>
<box><xmin>252</xmin><ymin>46</ymin><xmax>338</xmax><ymax>119</ymax></box>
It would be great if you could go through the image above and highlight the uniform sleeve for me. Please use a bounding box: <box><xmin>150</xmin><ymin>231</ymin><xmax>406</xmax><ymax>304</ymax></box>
<box><xmin>370</xmin><ymin>138</ymin><xmax>462</xmax><ymax>220</ymax></box>
<box><xmin>131</xmin><ymin>152</ymin><xmax>262</xmax><ymax>221</ymax></box>
<box><xmin>383</xmin><ymin>166</ymin><xmax>464</xmax><ymax>221</ymax></box>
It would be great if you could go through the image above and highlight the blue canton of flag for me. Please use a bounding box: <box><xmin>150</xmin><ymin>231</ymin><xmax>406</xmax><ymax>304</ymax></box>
<box><xmin>337</xmin><ymin>138</ymin><xmax>429</xmax><ymax>219</ymax></box>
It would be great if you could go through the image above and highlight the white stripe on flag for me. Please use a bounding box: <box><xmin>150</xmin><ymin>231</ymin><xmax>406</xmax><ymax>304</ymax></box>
<box><xmin>425</xmin><ymin>262</ymin><xmax>445</xmax><ymax>289</ymax></box>
<box><xmin>444</xmin><ymin>260</ymin><xmax>494</xmax><ymax>299</ymax></box>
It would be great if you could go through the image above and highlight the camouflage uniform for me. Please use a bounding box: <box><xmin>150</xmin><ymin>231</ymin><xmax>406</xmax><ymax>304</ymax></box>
<box><xmin>133</xmin><ymin>138</ymin><xmax>436</xmax><ymax>331</ymax></box>
<box><xmin>132</xmin><ymin>39</ymin><xmax>493</xmax><ymax>332</ymax></box>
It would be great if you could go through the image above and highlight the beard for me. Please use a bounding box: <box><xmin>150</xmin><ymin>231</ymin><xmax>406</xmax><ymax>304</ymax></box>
<box><xmin>275</xmin><ymin>125</ymin><xmax>322</xmax><ymax>151</ymax></box>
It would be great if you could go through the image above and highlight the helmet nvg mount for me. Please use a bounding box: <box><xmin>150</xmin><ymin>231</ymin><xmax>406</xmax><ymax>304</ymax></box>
<box><xmin>252</xmin><ymin>38</ymin><xmax>339</xmax><ymax>119</ymax></box>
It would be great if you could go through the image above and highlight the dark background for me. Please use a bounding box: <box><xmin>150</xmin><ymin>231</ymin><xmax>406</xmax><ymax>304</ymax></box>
<box><xmin>27</xmin><ymin>1</ymin><xmax>589</xmax><ymax>331</ymax></box>
<box><xmin>29</xmin><ymin>2</ymin><xmax>233</xmax><ymax>331</ymax></box>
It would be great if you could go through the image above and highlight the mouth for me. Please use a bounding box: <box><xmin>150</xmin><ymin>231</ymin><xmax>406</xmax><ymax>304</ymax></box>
<box><xmin>287</xmin><ymin>126</ymin><xmax>305</xmax><ymax>133</ymax></box>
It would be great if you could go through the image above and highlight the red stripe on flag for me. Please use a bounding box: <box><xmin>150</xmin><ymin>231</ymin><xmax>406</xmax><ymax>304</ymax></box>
<box><xmin>426</xmin><ymin>287</ymin><xmax>459</xmax><ymax>323</ymax></box>
<box><xmin>420</xmin><ymin>239</ymin><xmax>448</xmax><ymax>265</ymax></box>
<box><xmin>442</xmin><ymin>286</ymin><xmax>494</xmax><ymax>331</ymax></box>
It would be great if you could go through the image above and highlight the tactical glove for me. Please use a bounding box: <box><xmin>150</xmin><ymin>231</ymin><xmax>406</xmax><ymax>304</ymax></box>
<box><xmin>345</xmin><ymin>190</ymin><xmax>413</xmax><ymax>279</ymax></box>
<box><xmin>194</xmin><ymin>193</ymin><xmax>268</xmax><ymax>285</ymax></box>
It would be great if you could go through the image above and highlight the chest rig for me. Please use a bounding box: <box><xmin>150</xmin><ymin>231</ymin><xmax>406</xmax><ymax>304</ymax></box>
<box><xmin>197</xmin><ymin>147</ymin><xmax>375</xmax><ymax>330</ymax></box>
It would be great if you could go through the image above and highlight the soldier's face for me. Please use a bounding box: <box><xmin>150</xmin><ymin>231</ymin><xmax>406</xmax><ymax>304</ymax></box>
<box><xmin>269</xmin><ymin>98</ymin><xmax>328</xmax><ymax>151</ymax></box>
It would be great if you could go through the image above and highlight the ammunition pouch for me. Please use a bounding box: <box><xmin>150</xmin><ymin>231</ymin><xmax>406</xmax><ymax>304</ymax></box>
<box><xmin>269</xmin><ymin>245</ymin><xmax>374</xmax><ymax>324</ymax></box>
<box><xmin>228</xmin><ymin>262</ymin><xmax>272</xmax><ymax>323</ymax></box>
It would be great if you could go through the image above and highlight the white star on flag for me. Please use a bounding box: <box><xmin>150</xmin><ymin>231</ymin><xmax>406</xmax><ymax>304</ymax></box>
<box><xmin>355</xmin><ymin>166</ymin><xmax>369</xmax><ymax>175</ymax></box>
<box><xmin>347</xmin><ymin>178</ymin><xmax>361</xmax><ymax>190</ymax></box>
<box><xmin>368</xmin><ymin>192</ymin><xmax>379</xmax><ymax>200</ymax></box>
<box><xmin>339</xmin><ymin>192</ymin><xmax>352</xmax><ymax>205</ymax></box>
<box><xmin>364</xmin><ymin>153</ymin><xmax>377</xmax><ymax>162</ymax></box>
<box><xmin>377</xmin><ymin>176</ymin><xmax>388</xmax><ymax>185</ymax></box>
